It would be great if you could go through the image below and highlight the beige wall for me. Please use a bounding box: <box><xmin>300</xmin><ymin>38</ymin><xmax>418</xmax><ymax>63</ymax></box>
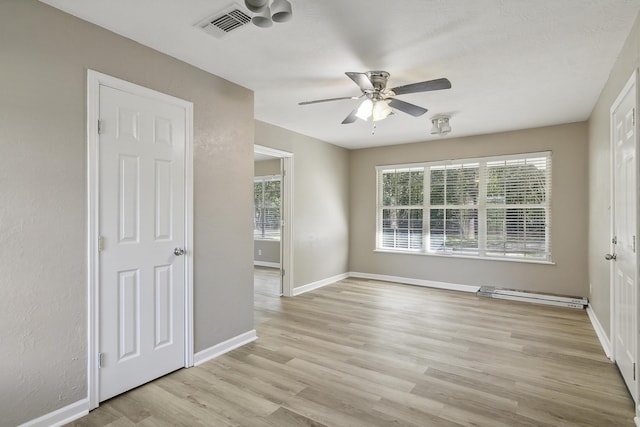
<box><xmin>254</xmin><ymin>240</ymin><xmax>281</xmax><ymax>264</ymax></box>
<box><xmin>254</xmin><ymin>159</ymin><xmax>281</xmax><ymax>264</ymax></box>
<box><xmin>255</xmin><ymin>158</ymin><xmax>281</xmax><ymax>176</ymax></box>
<box><xmin>588</xmin><ymin>12</ymin><xmax>640</xmax><ymax>335</ymax></box>
<box><xmin>0</xmin><ymin>1</ymin><xmax>254</xmax><ymax>425</ymax></box>
<box><xmin>254</xmin><ymin>121</ymin><xmax>350</xmax><ymax>288</ymax></box>
<box><xmin>349</xmin><ymin>123</ymin><xmax>589</xmax><ymax>296</ymax></box>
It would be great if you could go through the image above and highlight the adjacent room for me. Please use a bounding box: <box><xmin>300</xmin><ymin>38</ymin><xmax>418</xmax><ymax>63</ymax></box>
<box><xmin>2</xmin><ymin>0</ymin><xmax>640</xmax><ymax>426</ymax></box>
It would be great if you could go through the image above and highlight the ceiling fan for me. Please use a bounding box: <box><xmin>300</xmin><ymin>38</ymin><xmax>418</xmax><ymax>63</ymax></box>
<box><xmin>299</xmin><ymin>71</ymin><xmax>452</xmax><ymax>124</ymax></box>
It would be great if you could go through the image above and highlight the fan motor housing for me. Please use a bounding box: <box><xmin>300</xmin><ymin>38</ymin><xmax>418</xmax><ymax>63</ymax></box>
<box><xmin>366</xmin><ymin>71</ymin><xmax>390</xmax><ymax>92</ymax></box>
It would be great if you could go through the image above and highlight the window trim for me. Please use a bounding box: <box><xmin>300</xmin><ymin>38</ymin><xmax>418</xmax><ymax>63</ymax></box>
<box><xmin>375</xmin><ymin>151</ymin><xmax>552</xmax><ymax>263</ymax></box>
<box><xmin>254</xmin><ymin>174</ymin><xmax>281</xmax><ymax>241</ymax></box>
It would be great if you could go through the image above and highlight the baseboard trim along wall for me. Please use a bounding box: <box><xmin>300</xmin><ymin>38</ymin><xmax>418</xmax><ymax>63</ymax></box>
<box><xmin>193</xmin><ymin>329</ymin><xmax>257</xmax><ymax>366</ymax></box>
<box><xmin>292</xmin><ymin>272</ymin><xmax>350</xmax><ymax>296</ymax></box>
<box><xmin>349</xmin><ymin>272</ymin><xmax>481</xmax><ymax>293</ymax></box>
<box><xmin>254</xmin><ymin>261</ymin><xmax>280</xmax><ymax>268</ymax></box>
<box><xmin>292</xmin><ymin>271</ymin><xmax>481</xmax><ymax>297</ymax></box>
<box><xmin>18</xmin><ymin>398</ymin><xmax>89</xmax><ymax>427</ymax></box>
<box><xmin>586</xmin><ymin>305</ymin><xmax>612</xmax><ymax>360</ymax></box>
<box><xmin>19</xmin><ymin>330</ymin><xmax>259</xmax><ymax>426</ymax></box>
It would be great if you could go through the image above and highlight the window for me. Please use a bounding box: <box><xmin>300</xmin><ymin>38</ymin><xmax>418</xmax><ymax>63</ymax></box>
<box><xmin>254</xmin><ymin>175</ymin><xmax>281</xmax><ymax>240</ymax></box>
<box><xmin>377</xmin><ymin>152</ymin><xmax>552</xmax><ymax>262</ymax></box>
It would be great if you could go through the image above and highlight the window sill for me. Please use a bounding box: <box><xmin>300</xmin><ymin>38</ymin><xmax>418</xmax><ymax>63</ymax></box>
<box><xmin>254</xmin><ymin>238</ymin><xmax>281</xmax><ymax>242</ymax></box>
<box><xmin>373</xmin><ymin>249</ymin><xmax>555</xmax><ymax>265</ymax></box>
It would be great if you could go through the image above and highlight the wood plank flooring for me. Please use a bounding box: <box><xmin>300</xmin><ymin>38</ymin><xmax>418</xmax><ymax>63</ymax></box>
<box><xmin>69</xmin><ymin>268</ymin><xmax>636</xmax><ymax>426</ymax></box>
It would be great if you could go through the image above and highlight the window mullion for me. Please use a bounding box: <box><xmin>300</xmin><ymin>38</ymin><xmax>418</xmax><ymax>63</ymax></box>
<box><xmin>443</xmin><ymin>167</ymin><xmax>448</xmax><ymax>253</ymax></box>
<box><xmin>261</xmin><ymin>180</ymin><xmax>266</xmax><ymax>238</ymax></box>
<box><xmin>423</xmin><ymin>166</ymin><xmax>430</xmax><ymax>253</ymax></box>
<box><xmin>478</xmin><ymin>161</ymin><xmax>487</xmax><ymax>257</ymax></box>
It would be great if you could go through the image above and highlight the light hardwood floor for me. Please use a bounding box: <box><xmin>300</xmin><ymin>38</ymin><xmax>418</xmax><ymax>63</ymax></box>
<box><xmin>69</xmin><ymin>268</ymin><xmax>636</xmax><ymax>426</ymax></box>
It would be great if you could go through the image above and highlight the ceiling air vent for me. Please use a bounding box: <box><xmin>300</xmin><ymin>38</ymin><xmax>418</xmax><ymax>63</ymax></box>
<box><xmin>197</xmin><ymin>4</ymin><xmax>251</xmax><ymax>38</ymax></box>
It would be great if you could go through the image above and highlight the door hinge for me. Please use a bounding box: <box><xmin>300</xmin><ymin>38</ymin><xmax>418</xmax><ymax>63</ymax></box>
<box><xmin>612</xmin><ymin>236</ymin><xmax>618</xmax><ymax>245</ymax></box>
<box><xmin>281</xmin><ymin>269</ymin><xmax>285</xmax><ymax>277</ymax></box>
<box><xmin>634</xmin><ymin>362</ymin><xmax>636</xmax><ymax>381</ymax></box>
<box><xmin>98</xmin><ymin>236</ymin><xmax>104</xmax><ymax>252</ymax></box>
<box><xmin>98</xmin><ymin>352</ymin><xmax>104</xmax><ymax>369</ymax></box>
<box><xmin>97</xmin><ymin>119</ymin><xmax>104</xmax><ymax>134</ymax></box>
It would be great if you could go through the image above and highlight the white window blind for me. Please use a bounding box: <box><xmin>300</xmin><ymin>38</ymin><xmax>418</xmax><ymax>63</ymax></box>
<box><xmin>377</xmin><ymin>152</ymin><xmax>552</xmax><ymax>262</ymax></box>
<box><xmin>380</xmin><ymin>167</ymin><xmax>424</xmax><ymax>250</ymax></box>
<box><xmin>254</xmin><ymin>175</ymin><xmax>281</xmax><ymax>240</ymax></box>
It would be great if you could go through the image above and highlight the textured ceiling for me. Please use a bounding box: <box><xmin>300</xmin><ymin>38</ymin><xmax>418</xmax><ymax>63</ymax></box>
<box><xmin>40</xmin><ymin>0</ymin><xmax>640</xmax><ymax>149</ymax></box>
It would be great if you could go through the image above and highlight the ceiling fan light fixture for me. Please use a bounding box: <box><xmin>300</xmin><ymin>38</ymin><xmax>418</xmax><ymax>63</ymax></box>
<box><xmin>244</xmin><ymin>0</ymin><xmax>268</xmax><ymax>13</ymax></box>
<box><xmin>252</xmin><ymin>6</ymin><xmax>273</xmax><ymax>27</ymax></box>
<box><xmin>355</xmin><ymin>99</ymin><xmax>373</xmax><ymax>121</ymax></box>
<box><xmin>271</xmin><ymin>0</ymin><xmax>292</xmax><ymax>22</ymax></box>
<box><xmin>372</xmin><ymin>100</ymin><xmax>393</xmax><ymax>121</ymax></box>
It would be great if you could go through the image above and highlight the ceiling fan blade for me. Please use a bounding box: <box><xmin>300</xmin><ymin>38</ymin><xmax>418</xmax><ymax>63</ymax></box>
<box><xmin>390</xmin><ymin>78</ymin><xmax>452</xmax><ymax>96</ymax></box>
<box><xmin>341</xmin><ymin>108</ymin><xmax>358</xmax><ymax>124</ymax></box>
<box><xmin>346</xmin><ymin>72</ymin><xmax>374</xmax><ymax>91</ymax></box>
<box><xmin>298</xmin><ymin>96</ymin><xmax>358</xmax><ymax>106</ymax></box>
<box><xmin>388</xmin><ymin>98</ymin><xmax>428</xmax><ymax>117</ymax></box>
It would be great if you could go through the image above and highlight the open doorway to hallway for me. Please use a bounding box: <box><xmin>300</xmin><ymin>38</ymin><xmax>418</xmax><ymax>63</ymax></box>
<box><xmin>253</xmin><ymin>145</ymin><xmax>293</xmax><ymax>298</ymax></box>
<box><xmin>253</xmin><ymin>151</ymin><xmax>282</xmax><ymax>296</ymax></box>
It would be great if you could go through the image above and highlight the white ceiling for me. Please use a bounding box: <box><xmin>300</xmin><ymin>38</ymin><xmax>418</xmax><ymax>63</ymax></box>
<box><xmin>41</xmin><ymin>0</ymin><xmax>640</xmax><ymax>149</ymax></box>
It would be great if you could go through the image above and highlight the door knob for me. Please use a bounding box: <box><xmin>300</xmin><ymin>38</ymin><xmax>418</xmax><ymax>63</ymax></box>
<box><xmin>605</xmin><ymin>253</ymin><xmax>617</xmax><ymax>261</ymax></box>
<box><xmin>173</xmin><ymin>247</ymin><xmax>185</xmax><ymax>256</ymax></box>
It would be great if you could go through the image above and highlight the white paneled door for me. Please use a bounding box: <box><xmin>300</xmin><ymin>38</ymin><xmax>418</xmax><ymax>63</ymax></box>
<box><xmin>98</xmin><ymin>85</ymin><xmax>187</xmax><ymax>402</ymax></box>
<box><xmin>611</xmin><ymin>74</ymin><xmax>637</xmax><ymax>402</ymax></box>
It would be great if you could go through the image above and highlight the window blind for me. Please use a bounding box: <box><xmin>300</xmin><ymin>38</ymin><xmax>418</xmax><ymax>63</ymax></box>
<box><xmin>254</xmin><ymin>175</ymin><xmax>281</xmax><ymax>240</ymax></box>
<box><xmin>380</xmin><ymin>167</ymin><xmax>424</xmax><ymax>250</ymax></box>
<box><xmin>376</xmin><ymin>152</ymin><xmax>552</xmax><ymax>261</ymax></box>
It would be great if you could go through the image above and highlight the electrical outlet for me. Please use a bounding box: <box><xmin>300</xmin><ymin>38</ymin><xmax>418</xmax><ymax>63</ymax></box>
<box><xmin>258</xmin><ymin>249</ymin><xmax>262</xmax><ymax>256</ymax></box>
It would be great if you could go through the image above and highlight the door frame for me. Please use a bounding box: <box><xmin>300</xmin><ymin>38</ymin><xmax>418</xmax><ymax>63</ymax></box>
<box><xmin>609</xmin><ymin>69</ymin><xmax>639</xmax><ymax>404</ymax></box>
<box><xmin>86</xmin><ymin>70</ymin><xmax>194</xmax><ymax>410</ymax></box>
<box><xmin>254</xmin><ymin>145</ymin><xmax>294</xmax><ymax>297</ymax></box>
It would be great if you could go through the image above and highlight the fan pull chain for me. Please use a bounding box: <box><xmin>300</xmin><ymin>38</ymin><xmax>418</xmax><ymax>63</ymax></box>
<box><xmin>371</xmin><ymin>121</ymin><xmax>376</xmax><ymax>135</ymax></box>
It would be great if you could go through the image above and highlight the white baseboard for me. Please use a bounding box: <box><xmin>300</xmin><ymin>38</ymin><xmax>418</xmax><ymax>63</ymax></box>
<box><xmin>193</xmin><ymin>329</ymin><xmax>257</xmax><ymax>366</ymax></box>
<box><xmin>586</xmin><ymin>305</ymin><xmax>613</xmax><ymax>360</ymax></box>
<box><xmin>349</xmin><ymin>272</ymin><xmax>480</xmax><ymax>293</ymax></box>
<box><xmin>18</xmin><ymin>398</ymin><xmax>89</xmax><ymax>427</ymax></box>
<box><xmin>254</xmin><ymin>261</ymin><xmax>280</xmax><ymax>268</ymax></box>
<box><xmin>292</xmin><ymin>272</ymin><xmax>350</xmax><ymax>296</ymax></box>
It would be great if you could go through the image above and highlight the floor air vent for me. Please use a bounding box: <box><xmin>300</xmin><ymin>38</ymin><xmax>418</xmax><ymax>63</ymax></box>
<box><xmin>477</xmin><ymin>286</ymin><xmax>588</xmax><ymax>309</ymax></box>
<box><xmin>197</xmin><ymin>4</ymin><xmax>251</xmax><ymax>38</ymax></box>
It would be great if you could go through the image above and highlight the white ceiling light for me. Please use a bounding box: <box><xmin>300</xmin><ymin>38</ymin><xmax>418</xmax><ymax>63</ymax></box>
<box><xmin>355</xmin><ymin>99</ymin><xmax>373</xmax><ymax>121</ymax></box>
<box><xmin>251</xmin><ymin>6</ymin><xmax>273</xmax><ymax>27</ymax></box>
<box><xmin>244</xmin><ymin>0</ymin><xmax>268</xmax><ymax>13</ymax></box>
<box><xmin>372</xmin><ymin>100</ymin><xmax>393</xmax><ymax>121</ymax></box>
<box><xmin>430</xmin><ymin>116</ymin><xmax>451</xmax><ymax>135</ymax></box>
<box><xmin>246</xmin><ymin>0</ymin><xmax>293</xmax><ymax>27</ymax></box>
<box><xmin>355</xmin><ymin>99</ymin><xmax>393</xmax><ymax>122</ymax></box>
<box><xmin>271</xmin><ymin>0</ymin><xmax>292</xmax><ymax>22</ymax></box>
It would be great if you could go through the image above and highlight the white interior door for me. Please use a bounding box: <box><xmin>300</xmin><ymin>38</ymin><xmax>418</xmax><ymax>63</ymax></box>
<box><xmin>611</xmin><ymin>74</ymin><xmax>637</xmax><ymax>402</ymax></box>
<box><xmin>98</xmin><ymin>84</ymin><xmax>187</xmax><ymax>402</ymax></box>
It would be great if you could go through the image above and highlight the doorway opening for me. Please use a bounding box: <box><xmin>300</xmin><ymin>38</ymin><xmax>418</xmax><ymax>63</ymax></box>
<box><xmin>253</xmin><ymin>145</ymin><xmax>293</xmax><ymax>299</ymax></box>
